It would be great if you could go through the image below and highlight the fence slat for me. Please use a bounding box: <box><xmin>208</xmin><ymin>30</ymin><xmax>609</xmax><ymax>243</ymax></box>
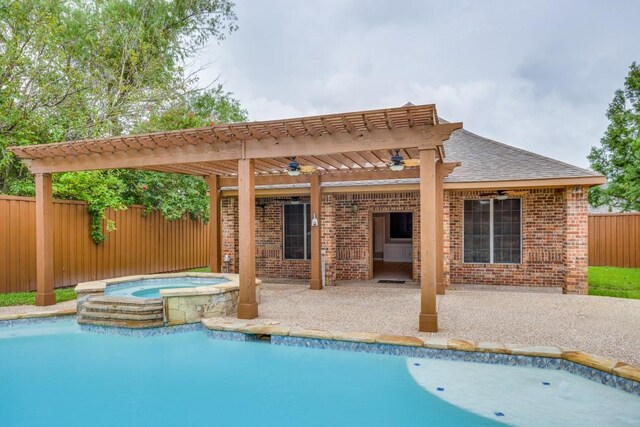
<box><xmin>0</xmin><ymin>195</ymin><xmax>209</xmax><ymax>293</ymax></box>
<box><xmin>589</xmin><ymin>213</ymin><xmax>640</xmax><ymax>268</ymax></box>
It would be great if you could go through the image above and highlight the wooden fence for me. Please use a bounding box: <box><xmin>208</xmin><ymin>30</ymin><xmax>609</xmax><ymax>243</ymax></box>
<box><xmin>589</xmin><ymin>213</ymin><xmax>640</xmax><ymax>268</ymax></box>
<box><xmin>0</xmin><ymin>195</ymin><xmax>210</xmax><ymax>294</ymax></box>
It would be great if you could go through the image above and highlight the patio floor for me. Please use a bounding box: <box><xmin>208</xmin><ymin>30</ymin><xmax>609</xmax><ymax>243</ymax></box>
<box><xmin>244</xmin><ymin>282</ymin><xmax>640</xmax><ymax>366</ymax></box>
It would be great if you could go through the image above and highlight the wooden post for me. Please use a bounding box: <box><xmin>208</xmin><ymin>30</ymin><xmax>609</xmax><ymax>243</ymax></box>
<box><xmin>435</xmin><ymin>161</ymin><xmax>445</xmax><ymax>295</ymax></box>
<box><xmin>310</xmin><ymin>174</ymin><xmax>322</xmax><ymax>290</ymax></box>
<box><xmin>419</xmin><ymin>149</ymin><xmax>438</xmax><ymax>332</ymax></box>
<box><xmin>237</xmin><ymin>159</ymin><xmax>258</xmax><ymax>319</ymax></box>
<box><xmin>205</xmin><ymin>175</ymin><xmax>221</xmax><ymax>273</ymax></box>
<box><xmin>35</xmin><ymin>173</ymin><xmax>55</xmax><ymax>306</ymax></box>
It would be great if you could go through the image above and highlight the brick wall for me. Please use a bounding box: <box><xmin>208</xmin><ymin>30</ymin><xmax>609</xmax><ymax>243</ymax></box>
<box><xmin>221</xmin><ymin>197</ymin><xmax>311</xmax><ymax>279</ymax></box>
<box><xmin>564</xmin><ymin>185</ymin><xmax>589</xmax><ymax>294</ymax></box>
<box><xmin>333</xmin><ymin>192</ymin><xmax>421</xmax><ymax>281</ymax></box>
<box><xmin>448</xmin><ymin>188</ymin><xmax>567</xmax><ymax>288</ymax></box>
<box><xmin>220</xmin><ymin>186</ymin><xmax>589</xmax><ymax>292</ymax></box>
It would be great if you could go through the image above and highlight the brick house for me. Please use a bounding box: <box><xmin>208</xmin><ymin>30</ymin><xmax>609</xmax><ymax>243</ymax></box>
<box><xmin>11</xmin><ymin>103</ymin><xmax>605</xmax><ymax>330</ymax></box>
<box><xmin>219</xmin><ymin>127</ymin><xmax>603</xmax><ymax>295</ymax></box>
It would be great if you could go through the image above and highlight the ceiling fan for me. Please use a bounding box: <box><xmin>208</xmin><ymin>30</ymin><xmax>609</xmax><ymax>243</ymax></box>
<box><xmin>384</xmin><ymin>149</ymin><xmax>421</xmax><ymax>171</ymax></box>
<box><xmin>478</xmin><ymin>189</ymin><xmax>528</xmax><ymax>200</ymax></box>
<box><xmin>286</xmin><ymin>157</ymin><xmax>317</xmax><ymax>175</ymax></box>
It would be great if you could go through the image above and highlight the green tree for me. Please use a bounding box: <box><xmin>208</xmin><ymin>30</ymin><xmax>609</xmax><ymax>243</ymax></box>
<box><xmin>0</xmin><ymin>0</ymin><xmax>242</xmax><ymax>243</ymax></box>
<box><xmin>118</xmin><ymin>87</ymin><xmax>248</xmax><ymax>225</ymax></box>
<box><xmin>589</xmin><ymin>62</ymin><xmax>640</xmax><ymax>211</ymax></box>
<box><xmin>0</xmin><ymin>0</ymin><xmax>238</xmax><ymax>190</ymax></box>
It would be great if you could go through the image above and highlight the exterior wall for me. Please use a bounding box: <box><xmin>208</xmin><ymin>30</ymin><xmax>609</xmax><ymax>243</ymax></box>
<box><xmin>332</xmin><ymin>192</ymin><xmax>421</xmax><ymax>281</ymax></box>
<box><xmin>220</xmin><ymin>186</ymin><xmax>589</xmax><ymax>293</ymax></box>
<box><xmin>564</xmin><ymin>186</ymin><xmax>589</xmax><ymax>294</ymax></box>
<box><xmin>221</xmin><ymin>197</ymin><xmax>311</xmax><ymax>279</ymax></box>
<box><xmin>449</xmin><ymin>188</ymin><xmax>567</xmax><ymax>288</ymax></box>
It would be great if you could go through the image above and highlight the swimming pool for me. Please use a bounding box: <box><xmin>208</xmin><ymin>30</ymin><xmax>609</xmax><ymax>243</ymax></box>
<box><xmin>104</xmin><ymin>277</ymin><xmax>229</xmax><ymax>299</ymax></box>
<box><xmin>1</xmin><ymin>318</ymin><xmax>638</xmax><ymax>426</ymax></box>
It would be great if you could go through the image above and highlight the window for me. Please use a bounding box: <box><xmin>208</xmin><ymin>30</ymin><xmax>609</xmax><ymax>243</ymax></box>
<box><xmin>389</xmin><ymin>212</ymin><xmax>412</xmax><ymax>239</ymax></box>
<box><xmin>283</xmin><ymin>204</ymin><xmax>311</xmax><ymax>260</ymax></box>
<box><xmin>463</xmin><ymin>199</ymin><xmax>521</xmax><ymax>264</ymax></box>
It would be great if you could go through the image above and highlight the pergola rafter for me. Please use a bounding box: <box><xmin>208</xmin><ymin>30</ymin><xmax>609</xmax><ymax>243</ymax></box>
<box><xmin>9</xmin><ymin>104</ymin><xmax>463</xmax><ymax>333</ymax></box>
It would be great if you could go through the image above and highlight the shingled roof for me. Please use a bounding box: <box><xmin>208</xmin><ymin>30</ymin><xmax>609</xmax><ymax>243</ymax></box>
<box><xmin>444</xmin><ymin>128</ymin><xmax>601</xmax><ymax>183</ymax></box>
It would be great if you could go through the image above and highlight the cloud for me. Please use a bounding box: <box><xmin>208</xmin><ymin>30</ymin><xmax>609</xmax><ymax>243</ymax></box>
<box><xmin>192</xmin><ymin>0</ymin><xmax>640</xmax><ymax>167</ymax></box>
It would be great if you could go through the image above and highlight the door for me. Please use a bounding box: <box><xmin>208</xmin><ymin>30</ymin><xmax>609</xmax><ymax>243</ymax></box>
<box><xmin>373</xmin><ymin>216</ymin><xmax>385</xmax><ymax>260</ymax></box>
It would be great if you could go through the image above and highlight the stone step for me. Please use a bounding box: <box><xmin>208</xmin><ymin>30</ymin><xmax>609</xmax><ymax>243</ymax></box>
<box><xmin>88</xmin><ymin>296</ymin><xmax>163</xmax><ymax>306</ymax></box>
<box><xmin>77</xmin><ymin>316</ymin><xmax>164</xmax><ymax>329</ymax></box>
<box><xmin>82</xmin><ymin>302</ymin><xmax>163</xmax><ymax>315</ymax></box>
<box><xmin>79</xmin><ymin>309</ymin><xmax>163</xmax><ymax>322</ymax></box>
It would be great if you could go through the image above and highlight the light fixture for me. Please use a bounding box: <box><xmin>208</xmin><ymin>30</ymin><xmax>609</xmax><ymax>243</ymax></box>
<box><xmin>287</xmin><ymin>157</ymin><xmax>300</xmax><ymax>176</ymax></box>
<box><xmin>389</xmin><ymin>149</ymin><xmax>405</xmax><ymax>171</ymax></box>
<box><xmin>495</xmin><ymin>190</ymin><xmax>508</xmax><ymax>201</ymax></box>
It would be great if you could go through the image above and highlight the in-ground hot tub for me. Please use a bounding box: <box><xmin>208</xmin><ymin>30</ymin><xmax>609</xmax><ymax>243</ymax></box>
<box><xmin>104</xmin><ymin>277</ymin><xmax>230</xmax><ymax>299</ymax></box>
<box><xmin>75</xmin><ymin>273</ymin><xmax>261</xmax><ymax>327</ymax></box>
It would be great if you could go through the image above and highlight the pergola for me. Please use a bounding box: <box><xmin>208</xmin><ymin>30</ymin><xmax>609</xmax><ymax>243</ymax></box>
<box><xmin>9</xmin><ymin>104</ymin><xmax>462</xmax><ymax>332</ymax></box>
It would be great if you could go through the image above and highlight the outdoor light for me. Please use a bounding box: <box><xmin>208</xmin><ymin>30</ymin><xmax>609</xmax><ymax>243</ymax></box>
<box><xmin>389</xmin><ymin>149</ymin><xmax>405</xmax><ymax>171</ymax></box>
<box><xmin>287</xmin><ymin>157</ymin><xmax>301</xmax><ymax>176</ymax></box>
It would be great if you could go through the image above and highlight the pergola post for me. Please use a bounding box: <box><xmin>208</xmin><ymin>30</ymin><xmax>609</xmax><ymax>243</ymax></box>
<box><xmin>310</xmin><ymin>174</ymin><xmax>322</xmax><ymax>290</ymax></box>
<box><xmin>419</xmin><ymin>149</ymin><xmax>438</xmax><ymax>332</ymax></box>
<box><xmin>35</xmin><ymin>173</ymin><xmax>55</xmax><ymax>306</ymax></box>
<box><xmin>205</xmin><ymin>175</ymin><xmax>221</xmax><ymax>273</ymax></box>
<box><xmin>237</xmin><ymin>158</ymin><xmax>258</xmax><ymax>319</ymax></box>
<box><xmin>435</xmin><ymin>161</ymin><xmax>445</xmax><ymax>295</ymax></box>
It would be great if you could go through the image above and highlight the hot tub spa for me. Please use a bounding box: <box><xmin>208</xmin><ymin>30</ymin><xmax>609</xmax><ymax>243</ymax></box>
<box><xmin>74</xmin><ymin>273</ymin><xmax>261</xmax><ymax>327</ymax></box>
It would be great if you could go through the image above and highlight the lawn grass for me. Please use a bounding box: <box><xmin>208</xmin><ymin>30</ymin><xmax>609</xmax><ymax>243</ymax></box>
<box><xmin>588</xmin><ymin>266</ymin><xmax>640</xmax><ymax>299</ymax></box>
<box><xmin>189</xmin><ymin>267</ymin><xmax>212</xmax><ymax>273</ymax></box>
<box><xmin>0</xmin><ymin>288</ymin><xmax>77</xmax><ymax>307</ymax></box>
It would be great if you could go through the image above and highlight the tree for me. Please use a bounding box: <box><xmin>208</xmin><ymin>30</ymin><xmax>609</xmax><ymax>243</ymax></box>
<box><xmin>0</xmin><ymin>0</ymin><xmax>242</xmax><ymax>243</ymax></box>
<box><xmin>589</xmin><ymin>62</ymin><xmax>640</xmax><ymax>211</ymax></box>
<box><xmin>1</xmin><ymin>0</ymin><xmax>238</xmax><ymax>190</ymax></box>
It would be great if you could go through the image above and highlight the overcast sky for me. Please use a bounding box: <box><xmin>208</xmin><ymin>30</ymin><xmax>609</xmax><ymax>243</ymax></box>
<box><xmin>193</xmin><ymin>0</ymin><xmax>640</xmax><ymax>168</ymax></box>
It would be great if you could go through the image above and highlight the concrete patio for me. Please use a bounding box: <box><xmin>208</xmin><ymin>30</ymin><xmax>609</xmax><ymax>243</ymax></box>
<box><xmin>238</xmin><ymin>282</ymin><xmax>640</xmax><ymax>366</ymax></box>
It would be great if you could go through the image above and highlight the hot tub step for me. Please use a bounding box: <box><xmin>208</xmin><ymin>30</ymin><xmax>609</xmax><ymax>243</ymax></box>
<box><xmin>77</xmin><ymin>317</ymin><xmax>164</xmax><ymax>329</ymax></box>
<box><xmin>89</xmin><ymin>296</ymin><xmax>163</xmax><ymax>306</ymax></box>
<box><xmin>82</xmin><ymin>302</ymin><xmax>163</xmax><ymax>315</ymax></box>
<box><xmin>79</xmin><ymin>309</ymin><xmax>163</xmax><ymax>322</ymax></box>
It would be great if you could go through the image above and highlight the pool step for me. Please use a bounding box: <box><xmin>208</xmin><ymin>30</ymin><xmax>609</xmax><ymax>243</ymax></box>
<box><xmin>88</xmin><ymin>296</ymin><xmax>163</xmax><ymax>306</ymax></box>
<box><xmin>77</xmin><ymin>295</ymin><xmax>165</xmax><ymax>329</ymax></box>
<box><xmin>82</xmin><ymin>302</ymin><xmax>163</xmax><ymax>315</ymax></box>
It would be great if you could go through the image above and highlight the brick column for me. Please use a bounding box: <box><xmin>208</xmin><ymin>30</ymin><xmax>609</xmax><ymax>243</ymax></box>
<box><xmin>564</xmin><ymin>185</ymin><xmax>589</xmax><ymax>294</ymax></box>
<box><xmin>321</xmin><ymin>194</ymin><xmax>337</xmax><ymax>286</ymax></box>
<box><xmin>443</xmin><ymin>190</ymin><xmax>451</xmax><ymax>288</ymax></box>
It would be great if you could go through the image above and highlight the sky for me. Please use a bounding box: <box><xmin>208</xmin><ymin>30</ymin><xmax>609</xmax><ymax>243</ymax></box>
<box><xmin>192</xmin><ymin>0</ymin><xmax>640</xmax><ymax>168</ymax></box>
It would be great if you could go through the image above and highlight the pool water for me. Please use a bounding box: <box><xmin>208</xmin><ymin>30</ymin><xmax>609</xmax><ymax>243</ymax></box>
<box><xmin>0</xmin><ymin>319</ymin><xmax>638</xmax><ymax>427</ymax></box>
<box><xmin>104</xmin><ymin>277</ymin><xmax>228</xmax><ymax>299</ymax></box>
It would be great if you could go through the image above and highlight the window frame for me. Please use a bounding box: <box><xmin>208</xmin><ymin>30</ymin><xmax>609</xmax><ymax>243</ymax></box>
<box><xmin>462</xmin><ymin>198</ymin><xmax>522</xmax><ymax>265</ymax></box>
<box><xmin>282</xmin><ymin>202</ymin><xmax>311</xmax><ymax>260</ymax></box>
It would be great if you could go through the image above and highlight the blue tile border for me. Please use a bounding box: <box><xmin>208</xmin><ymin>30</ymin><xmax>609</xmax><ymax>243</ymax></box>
<box><xmin>204</xmin><ymin>329</ymin><xmax>262</xmax><ymax>342</ymax></box>
<box><xmin>80</xmin><ymin>322</ymin><xmax>203</xmax><ymax>337</ymax></box>
<box><xmin>0</xmin><ymin>314</ymin><xmax>75</xmax><ymax>328</ymax></box>
<box><xmin>269</xmin><ymin>336</ymin><xmax>640</xmax><ymax>396</ymax></box>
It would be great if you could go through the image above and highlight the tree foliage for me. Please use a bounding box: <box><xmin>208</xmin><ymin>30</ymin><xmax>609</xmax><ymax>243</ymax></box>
<box><xmin>589</xmin><ymin>62</ymin><xmax>640</xmax><ymax>211</ymax></box>
<box><xmin>0</xmin><ymin>0</ymin><xmax>243</xmax><ymax>243</ymax></box>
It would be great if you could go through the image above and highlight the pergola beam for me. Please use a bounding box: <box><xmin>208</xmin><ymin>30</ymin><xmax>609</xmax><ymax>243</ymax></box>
<box><xmin>22</xmin><ymin>124</ymin><xmax>462</xmax><ymax>174</ymax></box>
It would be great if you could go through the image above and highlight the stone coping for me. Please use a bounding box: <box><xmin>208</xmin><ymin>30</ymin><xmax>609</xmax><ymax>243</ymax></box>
<box><xmin>0</xmin><ymin>308</ymin><xmax>77</xmax><ymax>322</ymax></box>
<box><xmin>201</xmin><ymin>317</ymin><xmax>640</xmax><ymax>384</ymax></box>
<box><xmin>74</xmin><ymin>272</ymin><xmax>261</xmax><ymax>297</ymax></box>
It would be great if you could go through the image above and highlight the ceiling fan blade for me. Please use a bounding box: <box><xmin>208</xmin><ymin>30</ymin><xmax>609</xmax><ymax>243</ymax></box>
<box><xmin>299</xmin><ymin>165</ymin><xmax>317</xmax><ymax>173</ymax></box>
<box><xmin>404</xmin><ymin>159</ymin><xmax>420</xmax><ymax>167</ymax></box>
